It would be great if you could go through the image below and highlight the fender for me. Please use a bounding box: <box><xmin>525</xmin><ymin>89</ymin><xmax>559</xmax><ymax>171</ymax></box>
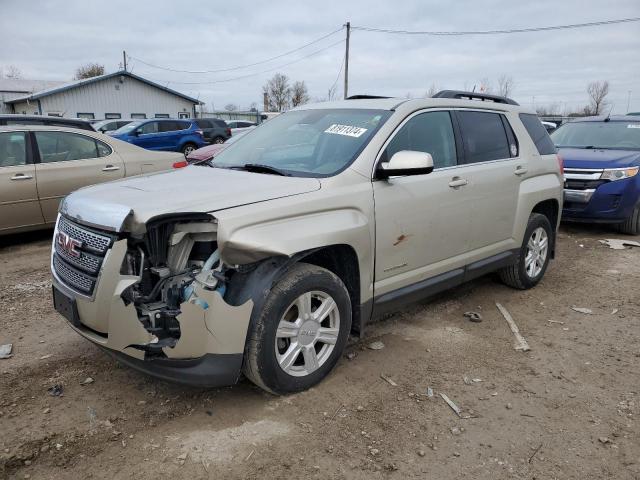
<box><xmin>513</xmin><ymin>173</ymin><xmax>563</xmax><ymax>243</ymax></box>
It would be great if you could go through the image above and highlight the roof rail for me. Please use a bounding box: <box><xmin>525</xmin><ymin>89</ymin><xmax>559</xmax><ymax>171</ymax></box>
<box><xmin>346</xmin><ymin>95</ymin><xmax>391</xmax><ymax>100</ymax></box>
<box><xmin>432</xmin><ymin>90</ymin><xmax>519</xmax><ymax>106</ymax></box>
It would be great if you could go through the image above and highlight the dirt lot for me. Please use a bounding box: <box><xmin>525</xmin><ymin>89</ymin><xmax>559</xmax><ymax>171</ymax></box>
<box><xmin>0</xmin><ymin>225</ymin><xmax>638</xmax><ymax>479</ymax></box>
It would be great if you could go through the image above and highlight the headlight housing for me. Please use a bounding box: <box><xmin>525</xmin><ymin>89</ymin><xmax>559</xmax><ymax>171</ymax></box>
<box><xmin>600</xmin><ymin>166</ymin><xmax>639</xmax><ymax>181</ymax></box>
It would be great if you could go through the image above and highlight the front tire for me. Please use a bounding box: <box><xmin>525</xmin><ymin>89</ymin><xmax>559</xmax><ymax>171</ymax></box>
<box><xmin>618</xmin><ymin>205</ymin><xmax>640</xmax><ymax>235</ymax></box>
<box><xmin>243</xmin><ymin>263</ymin><xmax>351</xmax><ymax>394</ymax></box>
<box><xmin>499</xmin><ymin>213</ymin><xmax>553</xmax><ymax>289</ymax></box>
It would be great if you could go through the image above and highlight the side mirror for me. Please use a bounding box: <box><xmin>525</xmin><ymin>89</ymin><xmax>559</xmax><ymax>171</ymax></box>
<box><xmin>376</xmin><ymin>150</ymin><xmax>434</xmax><ymax>179</ymax></box>
<box><xmin>132</xmin><ymin>129</ymin><xmax>140</xmax><ymax>136</ymax></box>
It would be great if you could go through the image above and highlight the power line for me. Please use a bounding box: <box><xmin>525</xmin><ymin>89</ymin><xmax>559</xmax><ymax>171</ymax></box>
<box><xmin>128</xmin><ymin>26</ymin><xmax>344</xmax><ymax>74</ymax></box>
<box><xmin>329</xmin><ymin>52</ymin><xmax>345</xmax><ymax>97</ymax></box>
<box><xmin>135</xmin><ymin>39</ymin><xmax>345</xmax><ymax>86</ymax></box>
<box><xmin>351</xmin><ymin>17</ymin><xmax>640</xmax><ymax>36</ymax></box>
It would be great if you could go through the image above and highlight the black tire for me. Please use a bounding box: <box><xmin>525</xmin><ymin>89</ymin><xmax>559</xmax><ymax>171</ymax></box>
<box><xmin>499</xmin><ymin>213</ymin><xmax>553</xmax><ymax>290</ymax></box>
<box><xmin>617</xmin><ymin>205</ymin><xmax>640</xmax><ymax>235</ymax></box>
<box><xmin>213</xmin><ymin>136</ymin><xmax>225</xmax><ymax>144</ymax></box>
<box><xmin>243</xmin><ymin>263</ymin><xmax>351</xmax><ymax>395</ymax></box>
<box><xmin>181</xmin><ymin>142</ymin><xmax>197</xmax><ymax>157</ymax></box>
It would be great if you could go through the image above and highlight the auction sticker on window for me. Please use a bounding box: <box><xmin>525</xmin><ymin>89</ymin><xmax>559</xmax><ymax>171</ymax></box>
<box><xmin>627</xmin><ymin>124</ymin><xmax>640</xmax><ymax>129</ymax></box>
<box><xmin>324</xmin><ymin>124</ymin><xmax>368</xmax><ymax>137</ymax></box>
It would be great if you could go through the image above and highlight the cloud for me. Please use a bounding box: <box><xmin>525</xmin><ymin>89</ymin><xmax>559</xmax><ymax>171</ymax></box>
<box><xmin>1</xmin><ymin>0</ymin><xmax>638</xmax><ymax>112</ymax></box>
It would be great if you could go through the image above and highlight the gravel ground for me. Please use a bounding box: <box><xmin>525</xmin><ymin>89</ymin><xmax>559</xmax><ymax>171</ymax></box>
<box><xmin>0</xmin><ymin>224</ymin><xmax>638</xmax><ymax>479</ymax></box>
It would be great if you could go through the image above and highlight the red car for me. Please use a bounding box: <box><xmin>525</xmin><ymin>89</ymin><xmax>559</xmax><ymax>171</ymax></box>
<box><xmin>173</xmin><ymin>128</ymin><xmax>253</xmax><ymax>168</ymax></box>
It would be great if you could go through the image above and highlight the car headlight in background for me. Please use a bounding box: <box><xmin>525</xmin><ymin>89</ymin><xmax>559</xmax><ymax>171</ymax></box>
<box><xmin>600</xmin><ymin>166</ymin><xmax>639</xmax><ymax>181</ymax></box>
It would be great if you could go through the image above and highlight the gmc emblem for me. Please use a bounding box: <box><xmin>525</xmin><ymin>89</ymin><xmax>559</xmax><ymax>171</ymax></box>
<box><xmin>57</xmin><ymin>231</ymin><xmax>82</xmax><ymax>257</ymax></box>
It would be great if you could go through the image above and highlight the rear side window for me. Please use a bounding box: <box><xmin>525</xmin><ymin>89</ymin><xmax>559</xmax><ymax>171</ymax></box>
<box><xmin>456</xmin><ymin>111</ymin><xmax>511</xmax><ymax>163</ymax></box>
<box><xmin>35</xmin><ymin>131</ymin><xmax>99</xmax><ymax>162</ymax></box>
<box><xmin>519</xmin><ymin>114</ymin><xmax>557</xmax><ymax>155</ymax></box>
<box><xmin>196</xmin><ymin>120</ymin><xmax>212</xmax><ymax>129</ymax></box>
<box><xmin>382</xmin><ymin>111</ymin><xmax>457</xmax><ymax>169</ymax></box>
<box><xmin>214</xmin><ymin>120</ymin><xmax>228</xmax><ymax>128</ymax></box>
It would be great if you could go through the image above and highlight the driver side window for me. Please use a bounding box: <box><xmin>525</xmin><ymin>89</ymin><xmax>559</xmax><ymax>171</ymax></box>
<box><xmin>383</xmin><ymin>111</ymin><xmax>457</xmax><ymax>169</ymax></box>
<box><xmin>139</xmin><ymin>121</ymin><xmax>159</xmax><ymax>135</ymax></box>
<box><xmin>35</xmin><ymin>131</ymin><xmax>99</xmax><ymax>163</ymax></box>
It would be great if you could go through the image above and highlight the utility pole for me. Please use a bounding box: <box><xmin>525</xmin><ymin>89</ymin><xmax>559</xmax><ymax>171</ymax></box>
<box><xmin>343</xmin><ymin>21</ymin><xmax>350</xmax><ymax>99</ymax></box>
<box><xmin>123</xmin><ymin>50</ymin><xmax>127</xmax><ymax>72</ymax></box>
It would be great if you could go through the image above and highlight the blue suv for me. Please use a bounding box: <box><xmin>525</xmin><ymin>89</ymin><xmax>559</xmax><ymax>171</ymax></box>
<box><xmin>552</xmin><ymin>116</ymin><xmax>640</xmax><ymax>234</ymax></box>
<box><xmin>109</xmin><ymin>119</ymin><xmax>207</xmax><ymax>157</ymax></box>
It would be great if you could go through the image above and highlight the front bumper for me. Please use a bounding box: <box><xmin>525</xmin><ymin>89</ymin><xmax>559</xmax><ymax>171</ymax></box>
<box><xmin>562</xmin><ymin>171</ymin><xmax>639</xmax><ymax>223</ymax></box>
<box><xmin>51</xmin><ymin>214</ymin><xmax>254</xmax><ymax>386</ymax></box>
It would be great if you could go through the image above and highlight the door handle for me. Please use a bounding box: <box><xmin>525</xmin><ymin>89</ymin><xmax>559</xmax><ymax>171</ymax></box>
<box><xmin>448</xmin><ymin>177</ymin><xmax>468</xmax><ymax>188</ymax></box>
<box><xmin>10</xmin><ymin>173</ymin><xmax>33</xmax><ymax>180</ymax></box>
<box><xmin>514</xmin><ymin>166</ymin><xmax>528</xmax><ymax>176</ymax></box>
<box><xmin>102</xmin><ymin>165</ymin><xmax>120</xmax><ymax>172</ymax></box>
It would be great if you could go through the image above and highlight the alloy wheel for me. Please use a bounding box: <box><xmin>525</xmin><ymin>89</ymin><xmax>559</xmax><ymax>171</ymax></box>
<box><xmin>525</xmin><ymin>227</ymin><xmax>548</xmax><ymax>278</ymax></box>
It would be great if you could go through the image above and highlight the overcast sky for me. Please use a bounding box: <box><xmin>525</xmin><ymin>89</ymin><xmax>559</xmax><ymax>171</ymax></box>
<box><xmin>1</xmin><ymin>0</ymin><xmax>639</xmax><ymax>113</ymax></box>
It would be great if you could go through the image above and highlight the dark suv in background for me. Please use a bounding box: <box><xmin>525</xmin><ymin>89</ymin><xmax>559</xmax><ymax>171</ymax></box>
<box><xmin>192</xmin><ymin>118</ymin><xmax>231</xmax><ymax>144</ymax></box>
<box><xmin>0</xmin><ymin>114</ymin><xmax>94</xmax><ymax>131</ymax></box>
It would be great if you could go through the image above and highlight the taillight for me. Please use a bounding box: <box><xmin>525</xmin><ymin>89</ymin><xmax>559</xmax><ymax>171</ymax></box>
<box><xmin>173</xmin><ymin>160</ymin><xmax>188</xmax><ymax>169</ymax></box>
<box><xmin>226</xmin><ymin>128</ymin><xmax>232</xmax><ymax>136</ymax></box>
<box><xmin>557</xmin><ymin>154</ymin><xmax>564</xmax><ymax>175</ymax></box>
<box><xmin>195</xmin><ymin>129</ymin><xmax>204</xmax><ymax>136</ymax></box>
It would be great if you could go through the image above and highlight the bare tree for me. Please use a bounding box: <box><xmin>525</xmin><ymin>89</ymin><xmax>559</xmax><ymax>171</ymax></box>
<box><xmin>224</xmin><ymin>103</ymin><xmax>238</xmax><ymax>111</ymax></box>
<box><xmin>291</xmin><ymin>81</ymin><xmax>309</xmax><ymax>107</ymax></box>
<box><xmin>425</xmin><ymin>83</ymin><xmax>439</xmax><ymax>98</ymax></box>
<box><xmin>262</xmin><ymin>73</ymin><xmax>291</xmax><ymax>112</ymax></box>
<box><xmin>497</xmin><ymin>75</ymin><xmax>515</xmax><ymax>98</ymax></box>
<box><xmin>3</xmin><ymin>65</ymin><xmax>23</xmax><ymax>79</ymax></box>
<box><xmin>326</xmin><ymin>84</ymin><xmax>339</xmax><ymax>102</ymax></box>
<box><xmin>587</xmin><ymin>80</ymin><xmax>610</xmax><ymax>115</ymax></box>
<box><xmin>74</xmin><ymin>63</ymin><xmax>105</xmax><ymax>80</ymax></box>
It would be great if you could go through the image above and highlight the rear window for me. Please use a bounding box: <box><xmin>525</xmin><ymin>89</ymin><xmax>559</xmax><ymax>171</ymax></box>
<box><xmin>519</xmin><ymin>114</ymin><xmax>557</xmax><ymax>155</ymax></box>
<box><xmin>456</xmin><ymin>111</ymin><xmax>511</xmax><ymax>163</ymax></box>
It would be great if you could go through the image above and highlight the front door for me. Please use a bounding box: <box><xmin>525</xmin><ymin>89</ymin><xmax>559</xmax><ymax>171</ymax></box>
<box><xmin>0</xmin><ymin>131</ymin><xmax>44</xmax><ymax>232</ymax></box>
<box><xmin>33</xmin><ymin>131</ymin><xmax>124</xmax><ymax>223</ymax></box>
<box><xmin>373</xmin><ymin>110</ymin><xmax>472</xmax><ymax>297</ymax></box>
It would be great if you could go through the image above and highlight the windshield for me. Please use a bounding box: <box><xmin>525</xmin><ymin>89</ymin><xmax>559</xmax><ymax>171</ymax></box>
<box><xmin>212</xmin><ymin>108</ymin><xmax>391</xmax><ymax>177</ymax></box>
<box><xmin>112</xmin><ymin>121</ymin><xmax>143</xmax><ymax>135</ymax></box>
<box><xmin>551</xmin><ymin>121</ymin><xmax>640</xmax><ymax>150</ymax></box>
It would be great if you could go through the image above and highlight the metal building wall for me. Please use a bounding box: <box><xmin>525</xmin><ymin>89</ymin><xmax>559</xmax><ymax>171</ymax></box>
<box><xmin>11</xmin><ymin>75</ymin><xmax>196</xmax><ymax>119</ymax></box>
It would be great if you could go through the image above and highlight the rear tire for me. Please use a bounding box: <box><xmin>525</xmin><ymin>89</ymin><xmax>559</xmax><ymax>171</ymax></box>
<box><xmin>243</xmin><ymin>263</ymin><xmax>351</xmax><ymax>395</ymax></box>
<box><xmin>499</xmin><ymin>213</ymin><xmax>553</xmax><ymax>290</ymax></box>
<box><xmin>617</xmin><ymin>205</ymin><xmax>640</xmax><ymax>235</ymax></box>
<box><xmin>213</xmin><ymin>136</ymin><xmax>225</xmax><ymax>144</ymax></box>
<box><xmin>182</xmin><ymin>143</ymin><xmax>196</xmax><ymax>157</ymax></box>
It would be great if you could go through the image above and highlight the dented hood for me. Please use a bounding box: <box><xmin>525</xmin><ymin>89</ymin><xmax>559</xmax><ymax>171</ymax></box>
<box><xmin>60</xmin><ymin>166</ymin><xmax>321</xmax><ymax>232</ymax></box>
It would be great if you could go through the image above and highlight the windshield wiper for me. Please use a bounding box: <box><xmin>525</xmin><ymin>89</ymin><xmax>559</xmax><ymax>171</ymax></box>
<box><xmin>234</xmin><ymin>163</ymin><xmax>289</xmax><ymax>176</ymax></box>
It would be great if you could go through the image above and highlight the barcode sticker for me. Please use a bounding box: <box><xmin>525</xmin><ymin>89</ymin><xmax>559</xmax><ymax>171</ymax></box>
<box><xmin>324</xmin><ymin>124</ymin><xmax>368</xmax><ymax>138</ymax></box>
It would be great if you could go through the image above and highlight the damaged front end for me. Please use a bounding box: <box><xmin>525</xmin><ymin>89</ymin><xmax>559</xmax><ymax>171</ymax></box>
<box><xmin>51</xmin><ymin>211</ymin><xmax>253</xmax><ymax>386</ymax></box>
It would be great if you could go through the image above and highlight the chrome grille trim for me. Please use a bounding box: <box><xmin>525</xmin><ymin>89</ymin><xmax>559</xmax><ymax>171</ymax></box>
<box><xmin>57</xmin><ymin>215</ymin><xmax>114</xmax><ymax>254</ymax></box>
<box><xmin>53</xmin><ymin>253</ymin><xmax>95</xmax><ymax>294</ymax></box>
<box><xmin>54</xmin><ymin>240</ymin><xmax>102</xmax><ymax>275</ymax></box>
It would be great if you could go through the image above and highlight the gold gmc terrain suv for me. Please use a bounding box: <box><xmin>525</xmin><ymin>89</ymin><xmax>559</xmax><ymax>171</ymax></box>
<box><xmin>51</xmin><ymin>91</ymin><xmax>563</xmax><ymax>394</ymax></box>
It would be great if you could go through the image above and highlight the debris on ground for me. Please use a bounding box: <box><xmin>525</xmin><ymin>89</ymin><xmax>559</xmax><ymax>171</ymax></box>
<box><xmin>345</xmin><ymin>352</ymin><xmax>357</xmax><ymax>360</ymax></box>
<box><xmin>80</xmin><ymin>377</ymin><xmax>94</xmax><ymax>386</ymax></box>
<box><xmin>572</xmin><ymin>307</ymin><xmax>593</xmax><ymax>315</ymax></box>
<box><xmin>599</xmin><ymin>239</ymin><xmax>640</xmax><ymax>250</ymax></box>
<box><xmin>368</xmin><ymin>341</ymin><xmax>385</xmax><ymax>350</ymax></box>
<box><xmin>463</xmin><ymin>311</ymin><xmax>483</xmax><ymax>323</ymax></box>
<box><xmin>0</xmin><ymin>343</ymin><xmax>12</xmax><ymax>359</ymax></box>
<box><xmin>427</xmin><ymin>387</ymin><xmax>434</xmax><ymax>397</ymax></box>
<box><xmin>47</xmin><ymin>384</ymin><xmax>64</xmax><ymax>397</ymax></box>
<box><xmin>598</xmin><ymin>437</ymin><xmax>612</xmax><ymax>445</ymax></box>
<box><xmin>40</xmin><ymin>354</ymin><xmax>52</xmax><ymax>360</ymax></box>
<box><xmin>380</xmin><ymin>374</ymin><xmax>398</xmax><ymax>386</ymax></box>
<box><xmin>440</xmin><ymin>393</ymin><xmax>462</xmax><ymax>417</ymax></box>
<box><xmin>611</xmin><ymin>308</ymin><xmax>619</xmax><ymax>315</ymax></box>
<box><xmin>528</xmin><ymin>443</ymin><xmax>543</xmax><ymax>463</ymax></box>
<box><xmin>496</xmin><ymin>302</ymin><xmax>531</xmax><ymax>351</ymax></box>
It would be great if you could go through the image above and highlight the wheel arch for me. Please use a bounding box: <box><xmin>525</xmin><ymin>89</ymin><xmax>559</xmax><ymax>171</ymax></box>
<box><xmin>531</xmin><ymin>198</ymin><xmax>560</xmax><ymax>257</ymax></box>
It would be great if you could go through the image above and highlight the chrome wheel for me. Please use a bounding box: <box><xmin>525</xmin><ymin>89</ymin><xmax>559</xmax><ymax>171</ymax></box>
<box><xmin>525</xmin><ymin>227</ymin><xmax>548</xmax><ymax>278</ymax></box>
<box><xmin>275</xmin><ymin>291</ymin><xmax>340</xmax><ymax>377</ymax></box>
<box><xmin>214</xmin><ymin>137</ymin><xmax>225</xmax><ymax>144</ymax></box>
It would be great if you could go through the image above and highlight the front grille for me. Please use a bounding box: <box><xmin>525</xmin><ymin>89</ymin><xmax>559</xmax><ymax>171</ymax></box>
<box><xmin>53</xmin><ymin>254</ymin><xmax>95</xmax><ymax>294</ymax></box>
<box><xmin>564</xmin><ymin>179</ymin><xmax>608</xmax><ymax>190</ymax></box>
<box><xmin>57</xmin><ymin>215</ymin><xmax>113</xmax><ymax>254</ymax></box>
<box><xmin>53</xmin><ymin>216</ymin><xmax>117</xmax><ymax>296</ymax></box>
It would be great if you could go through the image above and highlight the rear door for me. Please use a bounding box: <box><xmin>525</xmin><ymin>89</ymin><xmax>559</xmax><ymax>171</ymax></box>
<box><xmin>196</xmin><ymin>120</ymin><xmax>213</xmax><ymax>142</ymax></box>
<box><xmin>0</xmin><ymin>131</ymin><xmax>44</xmax><ymax>231</ymax></box>
<box><xmin>33</xmin><ymin>131</ymin><xmax>124</xmax><ymax>222</ymax></box>
<box><xmin>453</xmin><ymin>110</ymin><xmax>522</xmax><ymax>255</ymax></box>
